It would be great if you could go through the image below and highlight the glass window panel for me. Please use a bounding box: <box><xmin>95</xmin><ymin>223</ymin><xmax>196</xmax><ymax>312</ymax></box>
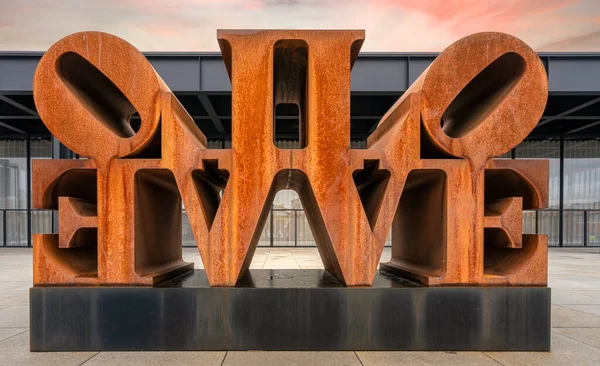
<box><xmin>588</xmin><ymin>211</ymin><xmax>600</xmax><ymax>247</ymax></box>
<box><xmin>0</xmin><ymin>211</ymin><xmax>3</xmax><ymax>246</ymax></box>
<box><xmin>5</xmin><ymin>210</ymin><xmax>27</xmax><ymax>247</ymax></box>
<box><xmin>30</xmin><ymin>139</ymin><xmax>52</xmax><ymax>158</ymax></box>
<box><xmin>563</xmin><ymin>210</ymin><xmax>585</xmax><ymax>246</ymax></box>
<box><xmin>0</xmin><ymin>139</ymin><xmax>27</xmax><ymax>210</ymax></box>
<box><xmin>182</xmin><ymin>210</ymin><xmax>195</xmax><ymax>247</ymax></box>
<box><xmin>258</xmin><ymin>211</ymin><xmax>272</xmax><ymax>247</ymax></box>
<box><xmin>31</xmin><ymin>210</ymin><xmax>53</xmax><ymax>234</ymax></box>
<box><xmin>523</xmin><ymin>210</ymin><xmax>537</xmax><ymax>234</ymax></box>
<box><xmin>538</xmin><ymin>210</ymin><xmax>560</xmax><ymax>247</ymax></box>
<box><xmin>564</xmin><ymin>140</ymin><xmax>600</xmax><ymax>210</ymax></box>
<box><xmin>296</xmin><ymin>211</ymin><xmax>315</xmax><ymax>247</ymax></box>
<box><xmin>515</xmin><ymin>140</ymin><xmax>560</xmax><ymax>209</ymax></box>
<box><xmin>385</xmin><ymin>230</ymin><xmax>391</xmax><ymax>247</ymax></box>
<box><xmin>30</xmin><ymin>139</ymin><xmax>53</xmax><ymax>209</ymax></box>
<box><xmin>272</xmin><ymin>189</ymin><xmax>301</xmax><ymax>210</ymax></box>
<box><xmin>272</xmin><ymin>210</ymin><xmax>295</xmax><ymax>246</ymax></box>
<box><xmin>266</xmin><ymin>189</ymin><xmax>314</xmax><ymax>247</ymax></box>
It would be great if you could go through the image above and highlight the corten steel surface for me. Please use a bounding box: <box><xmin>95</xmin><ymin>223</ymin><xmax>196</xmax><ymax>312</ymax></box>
<box><xmin>32</xmin><ymin>30</ymin><xmax>548</xmax><ymax>287</ymax></box>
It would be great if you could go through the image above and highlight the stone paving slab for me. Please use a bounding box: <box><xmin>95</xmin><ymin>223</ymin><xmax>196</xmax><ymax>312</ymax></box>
<box><xmin>563</xmin><ymin>304</ymin><xmax>600</xmax><ymax>317</ymax></box>
<box><xmin>485</xmin><ymin>332</ymin><xmax>600</xmax><ymax>366</ymax></box>
<box><xmin>553</xmin><ymin>327</ymin><xmax>600</xmax><ymax>349</ymax></box>
<box><xmin>223</xmin><ymin>351</ymin><xmax>362</xmax><ymax>366</ymax></box>
<box><xmin>551</xmin><ymin>290</ymin><xmax>600</xmax><ymax>305</ymax></box>
<box><xmin>83</xmin><ymin>351</ymin><xmax>226</xmax><ymax>366</ymax></box>
<box><xmin>0</xmin><ymin>304</ymin><xmax>29</xmax><ymax>328</ymax></box>
<box><xmin>0</xmin><ymin>331</ymin><xmax>96</xmax><ymax>366</ymax></box>
<box><xmin>356</xmin><ymin>351</ymin><xmax>500</xmax><ymax>365</ymax></box>
<box><xmin>551</xmin><ymin>304</ymin><xmax>600</xmax><ymax>328</ymax></box>
<box><xmin>0</xmin><ymin>247</ymin><xmax>599</xmax><ymax>365</ymax></box>
<box><xmin>0</xmin><ymin>327</ymin><xmax>27</xmax><ymax>342</ymax></box>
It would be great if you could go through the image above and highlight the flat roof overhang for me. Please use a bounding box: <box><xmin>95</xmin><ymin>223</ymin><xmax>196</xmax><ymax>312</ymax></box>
<box><xmin>1</xmin><ymin>52</ymin><xmax>600</xmax><ymax>140</ymax></box>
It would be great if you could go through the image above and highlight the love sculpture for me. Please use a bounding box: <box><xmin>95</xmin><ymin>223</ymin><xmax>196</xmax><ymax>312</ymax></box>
<box><xmin>30</xmin><ymin>30</ymin><xmax>551</xmax><ymax>352</ymax></box>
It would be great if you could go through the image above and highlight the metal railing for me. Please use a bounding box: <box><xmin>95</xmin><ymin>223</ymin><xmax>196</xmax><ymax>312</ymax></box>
<box><xmin>3</xmin><ymin>208</ymin><xmax>600</xmax><ymax>248</ymax></box>
<box><xmin>524</xmin><ymin>209</ymin><xmax>600</xmax><ymax>247</ymax></box>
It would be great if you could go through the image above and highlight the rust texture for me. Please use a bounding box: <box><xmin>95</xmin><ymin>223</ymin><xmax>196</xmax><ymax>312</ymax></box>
<box><xmin>32</xmin><ymin>30</ymin><xmax>549</xmax><ymax>287</ymax></box>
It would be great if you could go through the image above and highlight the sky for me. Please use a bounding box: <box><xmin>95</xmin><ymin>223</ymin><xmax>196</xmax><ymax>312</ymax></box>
<box><xmin>0</xmin><ymin>0</ymin><xmax>599</xmax><ymax>52</ymax></box>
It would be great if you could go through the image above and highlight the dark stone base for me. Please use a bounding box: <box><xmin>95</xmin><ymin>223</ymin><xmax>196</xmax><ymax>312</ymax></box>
<box><xmin>30</xmin><ymin>269</ymin><xmax>550</xmax><ymax>351</ymax></box>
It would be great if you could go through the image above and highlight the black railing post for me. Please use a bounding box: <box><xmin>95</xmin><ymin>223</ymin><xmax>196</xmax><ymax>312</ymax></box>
<box><xmin>270</xmin><ymin>205</ymin><xmax>274</xmax><ymax>247</ymax></box>
<box><xmin>294</xmin><ymin>210</ymin><xmax>298</xmax><ymax>247</ymax></box>
<box><xmin>26</xmin><ymin>136</ymin><xmax>32</xmax><ymax>247</ymax></box>
<box><xmin>584</xmin><ymin>210</ymin><xmax>588</xmax><ymax>247</ymax></box>
<box><xmin>2</xmin><ymin>210</ymin><xmax>6</xmax><ymax>247</ymax></box>
<box><xmin>51</xmin><ymin>136</ymin><xmax>58</xmax><ymax>234</ymax></box>
<box><xmin>559</xmin><ymin>138</ymin><xmax>565</xmax><ymax>247</ymax></box>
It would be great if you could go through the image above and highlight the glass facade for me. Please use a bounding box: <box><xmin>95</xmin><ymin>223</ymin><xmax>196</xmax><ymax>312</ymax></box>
<box><xmin>2</xmin><ymin>136</ymin><xmax>599</xmax><ymax>247</ymax></box>
<box><xmin>259</xmin><ymin>190</ymin><xmax>319</xmax><ymax>247</ymax></box>
<box><xmin>515</xmin><ymin>140</ymin><xmax>561</xmax><ymax>246</ymax></box>
<box><xmin>0</xmin><ymin>138</ymin><xmax>53</xmax><ymax>247</ymax></box>
<box><xmin>563</xmin><ymin>140</ymin><xmax>600</xmax><ymax>246</ymax></box>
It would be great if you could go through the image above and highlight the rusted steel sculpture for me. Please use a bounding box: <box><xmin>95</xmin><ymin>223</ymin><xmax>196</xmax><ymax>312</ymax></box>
<box><xmin>32</xmin><ymin>30</ymin><xmax>548</xmax><ymax>287</ymax></box>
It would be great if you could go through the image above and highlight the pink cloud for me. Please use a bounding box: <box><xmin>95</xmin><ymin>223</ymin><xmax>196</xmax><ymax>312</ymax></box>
<box><xmin>540</xmin><ymin>29</ymin><xmax>600</xmax><ymax>51</ymax></box>
<box><xmin>0</xmin><ymin>0</ymin><xmax>599</xmax><ymax>52</ymax></box>
<box><xmin>374</xmin><ymin>0</ymin><xmax>583</xmax><ymax>35</ymax></box>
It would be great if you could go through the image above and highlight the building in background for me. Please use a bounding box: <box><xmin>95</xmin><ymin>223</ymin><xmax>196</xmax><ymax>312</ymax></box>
<box><xmin>1</xmin><ymin>52</ymin><xmax>599</xmax><ymax>248</ymax></box>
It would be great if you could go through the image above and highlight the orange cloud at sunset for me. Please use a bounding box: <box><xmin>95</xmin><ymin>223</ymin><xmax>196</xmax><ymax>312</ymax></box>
<box><xmin>0</xmin><ymin>0</ymin><xmax>598</xmax><ymax>52</ymax></box>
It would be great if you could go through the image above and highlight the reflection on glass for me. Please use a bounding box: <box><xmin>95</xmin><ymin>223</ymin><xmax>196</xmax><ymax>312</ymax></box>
<box><xmin>564</xmin><ymin>140</ymin><xmax>600</xmax><ymax>210</ymax></box>
<box><xmin>260</xmin><ymin>189</ymin><xmax>389</xmax><ymax>247</ymax></box>
<box><xmin>6</xmin><ymin>137</ymin><xmax>600</xmax><ymax>248</ymax></box>
<box><xmin>31</xmin><ymin>210</ymin><xmax>53</xmax><ymax>234</ymax></box>
<box><xmin>258</xmin><ymin>211</ymin><xmax>272</xmax><ymax>247</ymax></box>
<box><xmin>261</xmin><ymin>189</ymin><xmax>315</xmax><ymax>247</ymax></box>
<box><xmin>588</xmin><ymin>211</ymin><xmax>600</xmax><ymax>247</ymax></box>
<box><xmin>182</xmin><ymin>210</ymin><xmax>195</xmax><ymax>247</ymax></box>
<box><xmin>272</xmin><ymin>209</ymin><xmax>296</xmax><ymax>247</ymax></box>
<box><xmin>515</xmin><ymin>140</ymin><xmax>561</xmax><ymax>246</ymax></box>
<box><xmin>515</xmin><ymin>140</ymin><xmax>560</xmax><ymax>209</ymax></box>
<box><xmin>563</xmin><ymin>140</ymin><xmax>600</xmax><ymax>246</ymax></box>
<box><xmin>1</xmin><ymin>139</ymin><xmax>52</xmax><ymax>246</ymax></box>
<box><xmin>539</xmin><ymin>210</ymin><xmax>560</xmax><ymax>246</ymax></box>
<box><xmin>296</xmin><ymin>211</ymin><xmax>315</xmax><ymax>247</ymax></box>
<box><xmin>0</xmin><ymin>139</ymin><xmax>27</xmax><ymax>210</ymax></box>
<box><xmin>6</xmin><ymin>211</ymin><xmax>27</xmax><ymax>246</ymax></box>
<box><xmin>523</xmin><ymin>210</ymin><xmax>536</xmax><ymax>234</ymax></box>
<box><xmin>563</xmin><ymin>210</ymin><xmax>585</xmax><ymax>247</ymax></box>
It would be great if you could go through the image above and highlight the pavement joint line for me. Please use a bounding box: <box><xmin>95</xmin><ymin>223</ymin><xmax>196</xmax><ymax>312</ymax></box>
<box><xmin>221</xmin><ymin>350</ymin><xmax>228</xmax><ymax>366</ymax></box>
<box><xmin>78</xmin><ymin>352</ymin><xmax>100</xmax><ymax>366</ymax></box>
<box><xmin>482</xmin><ymin>351</ymin><xmax>507</xmax><ymax>365</ymax></box>
<box><xmin>0</xmin><ymin>304</ymin><xmax>24</xmax><ymax>311</ymax></box>
<box><xmin>0</xmin><ymin>328</ymin><xmax>28</xmax><ymax>343</ymax></box>
<box><xmin>353</xmin><ymin>350</ymin><xmax>364</xmax><ymax>365</ymax></box>
<box><xmin>553</xmin><ymin>304</ymin><xmax>600</xmax><ymax>319</ymax></box>
<box><xmin>551</xmin><ymin>329</ymin><xmax>600</xmax><ymax>351</ymax></box>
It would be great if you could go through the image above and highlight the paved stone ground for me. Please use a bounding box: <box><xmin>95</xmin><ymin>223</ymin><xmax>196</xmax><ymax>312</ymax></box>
<box><xmin>1</xmin><ymin>247</ymin><xmax>600</xmax><ymax>365</ymax></box>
